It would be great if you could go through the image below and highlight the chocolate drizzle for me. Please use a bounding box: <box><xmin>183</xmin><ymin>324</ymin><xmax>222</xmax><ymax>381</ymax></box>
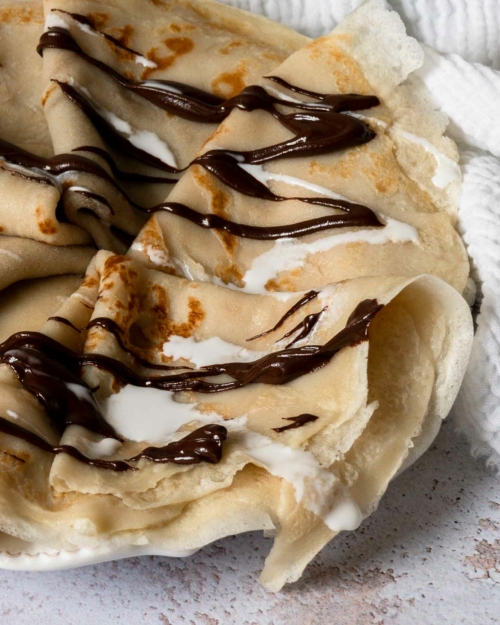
<box><xmin>37</xmin><ymin>21</ymin><xmax>379</xmax><ymax>126</ymax></box>
<box><xmin>9</xmin><ymin>21</ymin><xmax>384</xmax><ymax>246</ymax></box>
<box><xmin>146</xmin><ymin>201</ymin><xmax>381</xmax><ymax>238</ymax></box>
<box><xmin>0</xmin><ymin>415</ymin><xmax>132</xmax><ymax>471</ymax></box>
<box><xmin>0</xmin><ymin>300</ymin><xmax>381</xmax><ymax>468</ymax></box>
<box><xmin>247</xmin><ymin>291</ymin><xmax>319</xmax><ymax>341</ymax></box>
<box><xmin>0</xmin><ymin>416</ymin><xmax>226</xmax><ymax>471</ymax></box>
<box><xmin>48</xmin><ymin>316</ymin><xmax>81</xmax><ymax>332</ymax></box>
<box><xmin>127</xmin><ymin>424</ymin><xmax>227</xmax><ymax>465</ymax></box>
<box><xmin>53</xmin><ymin>76</ymin><xmax>382</xmax><ymax>231</ymax></box>
<box><xmin>272</xmin><ymin>414</ymin><xmax>319</xmax><ymax>433</ymax></box>
<box><xmin>0</xmin><ymin>342</ymin><xmax>118</xmax><ymax>440</ymax></box>
<box><xmin>281</xmin><ymin>309</ymin><xmax>325</xmax><ymax>348</ymax></box>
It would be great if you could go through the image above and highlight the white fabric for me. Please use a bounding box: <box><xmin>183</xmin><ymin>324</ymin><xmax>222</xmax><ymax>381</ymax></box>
<box><xmin>220</xmin><ymin>0</ymin><xmax>500</xmax><ymax>68</ymax></box>
<box><xmin>217</xmin><ymin>0</ymin><xmax>500</xmax><ymax>468</ymax></box>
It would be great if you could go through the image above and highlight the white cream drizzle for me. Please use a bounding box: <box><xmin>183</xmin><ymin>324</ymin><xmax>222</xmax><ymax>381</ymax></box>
<box><xmin>47</xmin><ymin>11</ymin><xmax>157</xmax><ymax>69</ymax></box>
<box><xmin>73</xmin><ymin>84</ymin><xmax>177</xmax><ymax>167</ymax></box>
<box><xmin>65</xmin><ymin>382</ymin><xmax>97</xmax><ymax>406</ymax></box>
<box><xmin>162</xmin><ymin>335</ymin><xmax>269</xmax><ymax>368</ymax></box>
<box><xmin>6</xmin><ymin>410</ymin><xmax>19</xmax><ymax>419</ymax></box>
<box><xmin>99</xmin><ymin>386</ymin><xmax>219</xmax><ymax>444</ymax></box>
<box><xmin>240</xmin><ymin>216</ymin><xmax>419</xmax><ymax>294</ymax></box>
<box><xmin>397</xmin><ymin>129</ymin><xmax>461</xmax><ymax>188</ymax></box>
<box><xmin>83</xmin><ymin>438</ymin><xmax>122</xmax><ymax>459</ymax></box>
<box><xmin>44</xmin><ymin>12</ymin><xmax>70</xmax><ymax>31</ymax></box>
<box><xmin>230</xmin><ymin>421</ymin><xmax>363</xmax><ymax>532</ymax></box>
<box><xmin>130</xmin><ymin>241</ymin><xmax>173</xmax><ymax>269</ymax></box>
<box><xmin>239</xmin><ymin>162</ymin><xmax>351</xmax><ymax>202</ymax></box>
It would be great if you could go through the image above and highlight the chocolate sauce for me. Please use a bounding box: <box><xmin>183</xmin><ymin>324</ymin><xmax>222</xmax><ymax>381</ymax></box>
<box><xmin>0</xmin><ymin>138</ymin><xmax>116</xmax><ymax>186</ymax></box>
<box><xmin>127</xmin><ymin>424</ymin><xmax>227</xmax><ymax>465</ymax></box>
<box><xmin>272</xmin><ymin>414</ymin><xmax>319</xmax><ymax>433</ymax></box>
<box><xmin>55</xmin><ymin>80</ymin><xmax>179</xmax><ymax>173</ymax></box>
<box><xmin>0</xmin><ymin>416</ymin><xmax>226</xmax><ymax>471</ymax></box>
<box><xmin>267</xmin><ymin>76</ymin><xmax>379</xmax><ymax>112</ymax></box>
<box><xmin>32</xmin><ymin>18</ymin><xmax>384</xmax><ymax>245</ymax></box>
<box><xmin>0</xmin><ymin>343</ymin><xmax>118</xmax><ymax>440</ymax></box>
<box><xmin>55</xmin><ymin>10</ymin><xmax>150</xmax><ymax>61</ymax></box>
<box><xmin>147</xmin><ymin>200</ymin><xmax>381</xmax><ymax>238</ymax></box>
<box><xmin>74</xmin><ymin>146</ymin><xmax>177</xmax><ymax>184</ymax></box>
<box><xmin>0</xmin><ymin>299</ymin><xmax>381</xmax><ymax>400</ymax></box>
<box><xmin>281</xmin><ymin>309</ymin><xmax>325</xmax><ymax>348</ymax></box>
<box><xmin>70</xmin><ymin>188</ymin><xmax>115</xmax><ymax>214</ymax></box>
<box><xmin>247</xmin><ymin>291</ymin><xmax>319</xmax><ymax>341</ymax></box>
<box><xmin>0</xmin><ymin>415</ymin><xmax>132</xmax><ymax>471</ymax></box>
<box><xmin>0</xmin><ymin>300</ymin><xmax>381</xmax><ymax>467</ymax></box>
<box><xmin>52</xmin><ymin>78</ymin><xmax>381</xmax><ymax>230</ymax></box>
<box><xmin>37</xmin><ymin>24</ymin><xmax>379</xmax><ymax>124</ymax></box>
<box><xmin>48</xmin><ymin>316</ymin><xmax>81</xmax><ymax>332</ymax></box>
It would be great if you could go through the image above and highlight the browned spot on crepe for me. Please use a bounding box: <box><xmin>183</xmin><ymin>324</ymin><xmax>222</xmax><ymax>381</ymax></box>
<box><xmin>41</xmin><ymin>83</ymin><xmax>57</xmax><ymax>107</ymax></box>
<box><xmin>169</xmin><ymin>21</ymin><xmax>196</xmax><ymax>33</ymax></box>
<box><xmin>0</xmin><ymin>7</ymin><xmax>42</xmax><ymax>25</ymax></box>
<box><xmin>35</xmin><ymin>206</ymin><xmax>57</xmax><ymax>235</ymax></box>
<box><xmin>81</xmin><ymin>275</ymin><xmax>98</xmax><ymax>289</ymax></box>
<box><xmin>261</xmin><ymin>51</ymin><xmax>287</xmax><ymax>63</ymax></box>
<box><xmin>192</xmin><ymin>167</ymin><xmax>237</xmax><ymax>253</ymax></box>
<box><xmin>0</xmin><ymin>226</ymin><xmax>4</xmax><ymax>233</ymax></box>
<box><xmin>211</xmin><ymin>61</ymin><xmax>248</xmax><ymax>98</ymax></box>
<box><xmin>215</xmin><ymin>263</ymin><xmax>244</xmax><ymax>288</ymax></box>
<box><xmin>141</xmin><ymin>37</ymin><xmax>194</xmax><ymax>79</ymax></box>
<box><xmin>133</xmin><ymin>219</ymin><xmax>177</xmax><ymax>275</ymax></box>
<box><xmin>102</xmin><ymin>255</ymin><xmax>138</xmax><ymax>290</ymax></box>
<box><xmin>86</xmin><ymin>12</ymin><xmax>109</xmax><ymax>29</ymax></box>
<box><xmin>192</xmin><ymin>167</ymin><xmax>231</xmax><ymax>219</ymax></box>
<box><xmin>217</xmin><ymin>40</ymin><xmax>246</xmax><ymax>55</ymax></box>
<box><xmin>108</xmin><ymin>24</ymin><xmax>135</xmax><ymax>47</ymax></box>
<box><xmin>305</xmin><ymin>37</ymin><xmax>371</xmax><ymax>93</ymax></box>
<box><xmin>265</xmin><ymin>276</ymin><xmax>297</xmax><ymax>292</ymax></box>
<box><xmin>169</xmin><ymin>296</ymin><xmax>205</xmax><ymax>338</ymax></box>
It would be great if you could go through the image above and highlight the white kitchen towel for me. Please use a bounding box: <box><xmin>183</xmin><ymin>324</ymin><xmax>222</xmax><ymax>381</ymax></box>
<box><xmin>218</xmin><ymin>0</ymin><xmax>500</xmax><ymax>468</ymax></box>
<box><xmin>220</xmin><ymin>0</ymin><xmax>500</xmax><ymax>67</ymax></box>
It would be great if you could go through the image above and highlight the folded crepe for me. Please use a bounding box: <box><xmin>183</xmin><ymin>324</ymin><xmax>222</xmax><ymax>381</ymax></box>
<box><xmin>130</xmin><ymin>0</ymin><xmax>469</xmax><ymax>294</ymax></box>
<box><xmin>0</xmin><ymin>1</ymin><xmax>96</xmax><ymax>337</ymax></box>
<box><xmin>4</xmin><ymin>0</ymin><xmax>306</xmax><ymax>252</ymax></box>
<box><xmin>0</xmin><ymin>235</ymin><xmax>94</xmax><ymax>341</ymax></box>
<box><xmin>0</xmin><ymin>251</ymin><xmax>473</xmax><ymax>590</ymax></box>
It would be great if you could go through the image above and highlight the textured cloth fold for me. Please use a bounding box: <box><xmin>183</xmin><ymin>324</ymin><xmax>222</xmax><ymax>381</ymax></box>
<box><xmin>219</xmin><ymin>0</ymin><xmax>500</xmax><ymax>68</ymax></box>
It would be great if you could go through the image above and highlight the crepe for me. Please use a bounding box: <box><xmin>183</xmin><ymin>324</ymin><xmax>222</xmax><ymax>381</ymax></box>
<box><xmin>0</xmin><ymin>0</ymin><xmax>474</xmax><ymax>593</ymax></box>
<box><xmin>129</xmin><ymin>0</ymin><xmax>469</xmax><ymax>294</ymax></box>
<box><xmin>0</xmin><ymin>234</ymin><xmax>95</xmax><ymax>340</ymax></box>
<box><xmin>0</xmin><ymin>0</ymin><xmax>97</xmax><ymax>335</ymax></box>
<box><xmin>4</xmin><ymin>0</ymin><xmax>306</xmax><ymax>252</ymax></box>
<box><xmin>0</xmin><ymin>251</ymin><xmax>473</xmax><ymax>590</ymax></box>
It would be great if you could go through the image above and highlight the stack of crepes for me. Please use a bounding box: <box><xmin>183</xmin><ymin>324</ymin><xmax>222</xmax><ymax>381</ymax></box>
<box><xmin>0</xmin><ymin>0</ymin><xmax>474</xmax><ymax>590</ymax></box>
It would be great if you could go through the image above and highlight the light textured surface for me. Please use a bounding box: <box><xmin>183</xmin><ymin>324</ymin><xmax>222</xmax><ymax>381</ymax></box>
<box><xmin>1</xmin><ymin>419</ymin><xmax>500</xmax><ymax>624</ymax></box>
<box><xmin>219</xmin><ymin>0</ymin><xmax>500</xmax><ymax>68</ymax></box>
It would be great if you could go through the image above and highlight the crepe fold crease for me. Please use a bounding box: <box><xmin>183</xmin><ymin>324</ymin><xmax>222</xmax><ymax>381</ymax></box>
<box><xmin>0</xmin><ymin>251</ymin><xmax>472</xmax><ymax>590</ymax></box>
